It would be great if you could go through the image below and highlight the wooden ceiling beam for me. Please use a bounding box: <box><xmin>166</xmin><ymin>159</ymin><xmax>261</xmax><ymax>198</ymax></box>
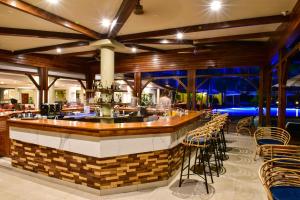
<box><xmin>107</xmin><ymin>0</ymin><xmax>138</xmax><ymax>38</ymax></box>
<box><xmin>0</xmin><ymin>0</ymin><xmax>102</xmax><ymax>39</ymax></box>
<box><xmin>14</xmin><ymin>41</ymin><xmax>90</xmax><ymax>55</ymax></box>
<box><xmin>0</xmin><ymin>27</ymin><xmax>92</xmax><ymax>40</ymax></box>
<box><xmin>123</xmin><ymin>38</ymin><xmax>194</xmax><ymax>45</ymax></box>
<box><xmin>117</xmin><ymin>15</ymin><xmax>289</xmax><ymax>41</ymax></box>
<box><xmin>0</xmin><ymin>49</ymin><xmax>12</xmax><ymax>54</ymax></box>
<box><xmin>125</xmin><ymin>44</ymin><xmax>166</xmax><ymax>53</ymax></box>
<box><xmin>194</xmin><ymin>31</ymin><xmax>280</xmax><ymax>44</ymax></box>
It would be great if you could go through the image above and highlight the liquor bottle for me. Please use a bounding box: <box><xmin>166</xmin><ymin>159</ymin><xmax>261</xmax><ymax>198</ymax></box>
<box><xmin>111</xmin><ymin>81</ymin><xmax>114</xmax><ymax>90</ymax></box>
<box><xmin>98</xmin><ymin>80</ymin><xmax>103</xmax><ymax>90</ymax></box>
<box><xmin>111</xmin><ymin>95</ymin><xmax>114</xmax><ymax>103</ymax></box>
<box><xmin>92</xmin><ymin>80</ymin><xmax>96</xmax><ymax>90</ymax></box>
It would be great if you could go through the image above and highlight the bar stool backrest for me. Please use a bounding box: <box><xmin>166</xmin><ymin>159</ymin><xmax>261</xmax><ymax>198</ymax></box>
<box><xmin>260</xmin><ymin>145</ymin><xmax>300</xmax><ymax>161</ymax></box>
<box><xmin>254</xmin><ymin>127</ymin><xmax>291</xmax><ymax>145</ymax></box>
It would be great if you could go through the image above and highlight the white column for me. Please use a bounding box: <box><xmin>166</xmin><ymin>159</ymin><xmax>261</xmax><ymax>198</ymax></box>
<box><xmin>48</xmin><ymin>77</ymin><xmax>55</xmax><ymax>104</ymax></box>
<box><xmin>156</xmin><ymin>89</ymin><xmax>160</xmax><ymax>105</ymax></box>
<box><xmin>101</xmin><ymin>46</ymin><xmax>115</xmax><ymax>88</ymax></box>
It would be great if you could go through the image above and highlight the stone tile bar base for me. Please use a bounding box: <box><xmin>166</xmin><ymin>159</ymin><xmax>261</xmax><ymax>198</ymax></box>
<box><xmin>11</xmin><ymin>139</ymin><xmax>184</xmax><ymax>190</ymax></box>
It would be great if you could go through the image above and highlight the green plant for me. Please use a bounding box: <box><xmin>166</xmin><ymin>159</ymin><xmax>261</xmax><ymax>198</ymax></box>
<box><xmin>141</xmin><ymin>93</ymin><xmax>152</xmax><ymax>106</ymax></box>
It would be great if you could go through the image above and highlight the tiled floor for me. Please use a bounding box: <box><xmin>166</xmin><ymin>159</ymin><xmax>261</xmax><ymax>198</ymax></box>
<box><xmin>0</xmin><ymin>134</ymin><xmax>267</xmax><ymax>200</ymax></box>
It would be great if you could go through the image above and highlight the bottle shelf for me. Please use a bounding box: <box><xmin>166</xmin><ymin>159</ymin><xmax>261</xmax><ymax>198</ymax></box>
<box><xmin>86</xmin><ymin>89</ymin><xmax>128</xmax><ymax>93</ymax></box>
<box><xmin>88</xmin><ymin>102</ymin><xmax>130</xmax><ymax>106</ymax></box>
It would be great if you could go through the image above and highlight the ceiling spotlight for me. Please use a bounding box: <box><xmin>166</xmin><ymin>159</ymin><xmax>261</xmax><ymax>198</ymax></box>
<box><xmin>46</xmin><ymin>0</ymin><xmax>59</xmax><ymax>4</ymax></box>
<box><xmin>176</xmin><ymin>32</ymin><xmax>183</xmax><ymax>40</ymax></box>
<box><xmin>10</xmin><ymin>1</ymin><xmax>17</xmax><ymax>6</ymax></box>
<box><xmin>101</xmin><ymin>18</ymin><xmax>111</xmax><ymax>28</ymax></box>
<box><xmin>131</xmin><ymin>47</ymin><xmax>137</xmax><ymax>53</ymax></box>
<box><xmin>161</xmin><ymin>39</ymin><xmax>169</xmax><ymax>44</ymax></box>
<box><xmin>210</xmin><ymin>0</ymin><xmax>222</xmax><ymax>11</ymax></box>
<box><xmin>56</xmin><ymin>48</ymin><xmax>62</xmax><ymax>53</ymax></box>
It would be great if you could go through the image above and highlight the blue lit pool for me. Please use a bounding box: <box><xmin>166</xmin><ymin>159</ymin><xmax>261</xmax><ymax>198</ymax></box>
<box><xmin>213</xmin><ymin>107</ymin><xmax>300</xmax><ymax>117</ymax></box>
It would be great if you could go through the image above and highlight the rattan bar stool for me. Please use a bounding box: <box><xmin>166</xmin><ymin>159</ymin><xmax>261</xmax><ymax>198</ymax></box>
<box><xmin>179</xmin><ymin>127</ymin><xmax>213</xmax><ymax>194</ymax></box>
<box><xmin>204</xmin><ymin>121</ymin><xmax>223</xmax><ymax>175</ymax></box>
<box><xmin>206</xmin><ymin>116</ymin><xmax>228</xmax><ymax>163</ymax></box>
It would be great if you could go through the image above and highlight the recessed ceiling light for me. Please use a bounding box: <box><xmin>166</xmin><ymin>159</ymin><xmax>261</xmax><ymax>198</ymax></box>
<box><xmin>176</xmin><ymin>32</ymin><xmax>183</xmax><ymax>40</ymax></box>
<box><xmin>56</xmin><ymin>48</ymin><xmax>62</xmax><ymax>53</ymax></box>
<box><xmin>161</xmin><ymin>39</ymin><xmax>169</xmax><ymax>44</ymax></box>
<box><xmin>10</xmin><ymin>1</ymin><xmax>17</xmax><ymax>6</ymax></box>
<box><xmin>101</xmin><ymin>18</ymin><xmax>111</xmax><ymax>28</ymax></box>
<box><xmin>46</xmin><ymin>0</ymin><xmax>59</xmax><ymax>4</ymax></box>
<box><xmin>210</xmin><ymin>0</ymin><xmax>222</xmax><ymax>11</ymax></box>
<box><xmin>131</xmin><ymin>47</ymin><xmax>137</xmax><ymax>53</ymax></box>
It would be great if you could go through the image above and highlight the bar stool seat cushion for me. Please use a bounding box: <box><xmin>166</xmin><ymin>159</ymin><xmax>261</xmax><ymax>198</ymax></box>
<box><xmin>184</xmin><ymin>135</ymin><xmax>210</xmax><ymax>145</ymax></box>
<box><xmin>257</xmin><ymin>139</ymin><xmax>283</xmax><ymax>145</ymax></box>
<box><xmin>271</xmin><ymin>186</ymin><xmax>300</xmax><ymax>200</ymax></box>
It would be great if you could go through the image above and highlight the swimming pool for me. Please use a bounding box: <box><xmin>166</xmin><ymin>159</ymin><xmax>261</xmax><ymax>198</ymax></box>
<box><xmin>213</xmin><ymin>107</ymin><xmax>300</xmax><ymax>117</ymax></box>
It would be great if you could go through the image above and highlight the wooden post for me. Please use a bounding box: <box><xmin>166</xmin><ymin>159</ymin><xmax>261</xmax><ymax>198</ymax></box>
<box><xmin>258</xmin><ymin>68</ymin><xmax>265</xmax><ymax>126</ymax></box>
<box><xmin>277</xmin><ymin>50</ymin><xmax>290</xmax><ymax>129</ymax></box>
<box><xmin>36</xmin><ymin>68</ymin><xmax>48</xmax><ymax>106</ymax></box>
<box><xmin>187</xmin><ymin>70</ymin><xmax>196</xmax><ymax>110</ymax></box>
<box><xmin>85</xmin><ymin>72</ymin><xmax>95</xmax><ymax>102</ymax></box>
<box><xmin>265</xmin><ymin>67</ymin><xmax>272</xmax><ymax>126</ymax></box>
<box><xmin>134</xmin><ymin>72</ymin><xmax>142</xmax><ymax>105</ymax></box>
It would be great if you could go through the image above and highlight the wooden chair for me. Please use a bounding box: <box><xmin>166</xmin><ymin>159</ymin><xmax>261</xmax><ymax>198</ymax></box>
<box><xmin>259</xmin><ymin>158</ymin><xmax>300</xmax><ymax>200</ymax></box>
<box><xmin>253</xmin><ymin>127</ymin><xmax>290</xmax><ymax>160</ymax></box>
<box><xmin>236</xmin><ymin>116</ymin><xmax>253</xmax><ymax>135</ymax></box>
<box><xmin>260</xmin><ymin>144</ymin><xmax>300</xmax><ymax>161</ymax></box>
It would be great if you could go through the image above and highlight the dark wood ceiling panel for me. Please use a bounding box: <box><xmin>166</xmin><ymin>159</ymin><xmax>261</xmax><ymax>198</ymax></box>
<box><xmin>61</xmin><ymin>50</ymin><xmax>99</xmax><ymax>57</ymax></box>
<box><xmin>0</xmin><ymin>50</ymin><xmax>87</xmax><ymax>73</ymax></box>
<box><xmin>194</xmin><ymin>31</ymin><xmax>279</xmax><ymax>44</ymax></box>
<box><xmin>112</xmin><ymin>43</ymin><xmax>269</xmax><ymax>73</ymax></box>
<box><xmin>125</xmin><ymin>44</ymin><xmax>165</xmax><ymax>53</ymax></box>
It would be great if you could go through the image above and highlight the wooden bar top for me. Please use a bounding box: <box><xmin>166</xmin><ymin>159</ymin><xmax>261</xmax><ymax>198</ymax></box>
<box><xmin>8</xmin><ymin>111</ymin><xmax>204</xmax><ymax>137</ymax></box>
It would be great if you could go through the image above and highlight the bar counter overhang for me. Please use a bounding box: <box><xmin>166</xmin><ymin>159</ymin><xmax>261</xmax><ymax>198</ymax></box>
<box><xmin>7</xmin><ymin>111</ymin><xmax>203</xmax><ymax>193</ymax></box>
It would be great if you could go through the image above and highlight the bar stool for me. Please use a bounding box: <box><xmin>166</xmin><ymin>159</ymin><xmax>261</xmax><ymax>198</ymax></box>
<box><xmin>211</xmin><ymin>114</ymin><xmax>228</xmax><ymax>156</ymax></box>
<box><xmin>205</xmin><ymin>120</ymin><xmax>224</xmax><ymax>174</ymax></box>
<box><xmin>179</xmin><ymin>127</ymin><xmax>213</xmax><ymax>194</ymax></box>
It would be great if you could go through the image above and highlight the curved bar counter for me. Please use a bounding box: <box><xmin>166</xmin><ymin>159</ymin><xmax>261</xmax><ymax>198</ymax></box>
<box><xmin>7</xmin><ymin>111</ymin><xmax>203</xmax><ymax>194</ymax></box>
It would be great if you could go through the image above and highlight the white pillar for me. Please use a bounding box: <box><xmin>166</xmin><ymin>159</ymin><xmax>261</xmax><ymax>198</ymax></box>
<box><xmin>48</xmin><ymin>77</ymin><xmax>56</xmax><ymax>104</ymax></box>
<box><xmin>90</xmin><ymin>39</ymin><xmax>125</xmax><ymax>121</ymax></box>
<box><xmin>101</xmin><ymin>46</ymin><xmax>115</xmax><ymax>88</ymax></box>
<box><xmin>156</xmin><ymin>89</ymin><xmax>160</xmax><ymax>105</ymax></box>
